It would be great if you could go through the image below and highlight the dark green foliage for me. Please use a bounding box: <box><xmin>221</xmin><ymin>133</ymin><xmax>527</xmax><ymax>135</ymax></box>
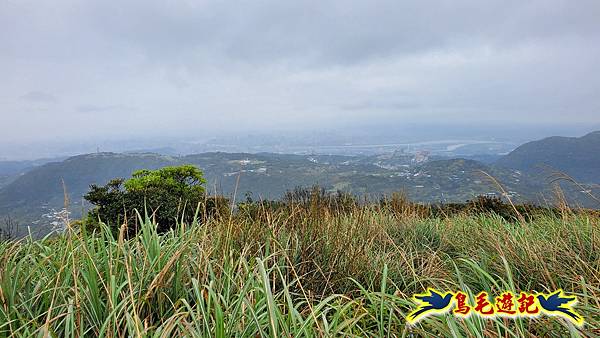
<box><xmin>378</xmin><ymin>193</ymin><xmax>566</xmax><ymax>221</ymax></box>
<box><xmin>237</xmin><ymin>186</ymin><xmax>570</xmax><ymax>225</ymax></box>
<box><xmin>431</xmin><ymin>195</ymin><xmax>562</xmax><ymax>222</ymax></box>
<box><xmin>236</xmin><ymin>193</ymin><xmax>286</xmax><ymax>223</ymax></box>
<box><xmin>282</xmin><ymin>185</ymin><xmax>358</xmax><ymax>214</ymax></box>
<box><xmin>237</xmin><ymin>186</ymin><xmax>358</xmax><ymax>223</ymax></box>
<box><xmin>496</xmin><ymin>130</ymin><xmax>600</xmax><ymax>182</ymax></box>
<box><xmin>0</xmin><ymin>217</ymin><xmax>19</xmax><ymax>241</ymax></box>
<box><xmin>84</xmin><ymin>165</ymin><xmax>226</xmax><ymax>235</ymax></box>
<box><xmin>378</xmin><ymin>192</ymin><xmax>431</xmax><ymax>217</ymax></box>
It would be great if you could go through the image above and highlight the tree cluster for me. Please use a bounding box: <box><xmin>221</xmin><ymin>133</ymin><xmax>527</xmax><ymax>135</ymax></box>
<box><xmin>84</xmin><ymin>165</ymin><xmax>228</xmax><ymax>235</ymax></box>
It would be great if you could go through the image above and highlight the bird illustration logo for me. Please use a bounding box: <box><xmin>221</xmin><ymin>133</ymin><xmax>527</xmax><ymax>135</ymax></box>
<box><xmin>406</xmin><ymin>288</ymin><xmax>585</xmax><ymax>327</ymax></box>
<box><xmin>407</xmin><ymin>288</ymin><xmax>454</xmax><ymax>324</ymax></box>
<box><xmin>536</xmin><ymin>290</ymin><xmax>584</xmax><ymax>327</ymax></box>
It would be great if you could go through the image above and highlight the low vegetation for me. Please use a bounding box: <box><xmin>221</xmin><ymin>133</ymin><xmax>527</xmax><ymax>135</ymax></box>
<box><xmin>84</xmin><ymin>165</ymin><xmax>207</xmax><ymax>233</ymax></box>
<box><xmin>1</xmin><ymin>166</ymin><xmax>598</xmax><ymax>336</ymax></box>
<box><xmin>1</xmin><ymin>197</ymin><xmax>599</xmax><ymax>336</ymax></box>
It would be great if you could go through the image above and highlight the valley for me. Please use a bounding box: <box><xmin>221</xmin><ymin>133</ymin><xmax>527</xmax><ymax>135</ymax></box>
<box><xmin>1</xmin><ymin>131</ymin><xmax>599</xmax><ymax>234</ymax></box>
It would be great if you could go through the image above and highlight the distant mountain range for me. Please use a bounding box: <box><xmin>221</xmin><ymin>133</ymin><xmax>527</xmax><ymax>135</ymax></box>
<box><xmin>0</xmin><ymin>157</ymin><xmax>67</xmax><ymax>190</ymax></box>
<box><xmin>496</xmin><ymin>131</ymin><xmax>600</xmax><ymax>182</ymax></box>
<box><xmin>1</xmin><ymin>131</ymin><xmax>599</xmax><ymax>234</ymax></box>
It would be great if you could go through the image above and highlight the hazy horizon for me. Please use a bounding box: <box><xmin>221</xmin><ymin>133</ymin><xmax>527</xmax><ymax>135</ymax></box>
<box><xmin>2</xmin><ymin>0</ymin><xmax>600</xmax><ymax>158</ymax></box>
<box><xmin>1</xmin><ymin>122</ymin><xmax>599</xmax><ymax>160</ymax></box>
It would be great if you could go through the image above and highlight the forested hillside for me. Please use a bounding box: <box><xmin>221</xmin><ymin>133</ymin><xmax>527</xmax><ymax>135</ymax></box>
<box><xmin>1</xmin><ymin>145</ymin><xmax>599</xmax><ymax>234</ymax></box>
<box><xmin>496</xmin><ymin>131</ymin><xmax>600</xmax><ymax>183</ymax></box>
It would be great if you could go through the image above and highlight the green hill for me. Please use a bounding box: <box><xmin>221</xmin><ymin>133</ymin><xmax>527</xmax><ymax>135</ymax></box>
<box><xmin>496</xmin><ymin>131</ymin><xmax>600</xmax><ymax>183</ymax></box>
<box><xmin>1</xmin><ymin>147</ymin><xmax>598</xmax><ymax>234</ymax></box>
<box><xmin>0</xmin><ymin>157</ymin><xmax>66</xmax><ymax>189</ymax></box>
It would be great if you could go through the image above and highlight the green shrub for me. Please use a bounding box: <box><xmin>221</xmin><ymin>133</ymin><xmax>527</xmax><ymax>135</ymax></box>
<box><xmin>84</xmin><ymin>165</ymin><xmax>227</xmax><ymax>235</ymax></box>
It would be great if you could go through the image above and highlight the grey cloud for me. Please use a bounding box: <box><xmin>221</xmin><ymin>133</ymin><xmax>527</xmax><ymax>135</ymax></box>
<box><xmin>20</xmin><ymin>91</ymin><xmax>57</xmax><ymax>104</ymax></box>
<box><xmin>76</xmin><ymin>104</ymin><xmax>135</xmax><ymax>113</ymax></box>
<box><xmin>0</xmin><ymin>0</ymin><xmax>599</xmax><ymax>145</ymax></box>
<box><xmin>83</xmin><ymin>0</ymin><xmax>600</xmax><ymax>66</ymax></box>
<box><xmin>342</xmin><ymin>99</ymin><xmax>421</xmax><ymax>111</ymax></box>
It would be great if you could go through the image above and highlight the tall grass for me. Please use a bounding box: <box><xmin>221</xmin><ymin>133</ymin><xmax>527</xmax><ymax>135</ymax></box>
<box><xmin>0</xmin><ymin>205</ymin><xmax>599</xmax><ymax>337</ymax></box>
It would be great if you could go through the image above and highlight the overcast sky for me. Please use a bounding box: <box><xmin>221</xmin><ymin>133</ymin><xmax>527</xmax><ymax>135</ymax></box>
<box><xmin>1</xmin><ymin>0</ymin><xmax>600</xmax><ymax>145</ymax></box>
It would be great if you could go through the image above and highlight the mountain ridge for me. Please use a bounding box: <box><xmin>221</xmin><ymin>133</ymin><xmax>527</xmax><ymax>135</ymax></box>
<box><xmin>2</xmin><ymin>131</ymin><xmax>600</xmax><ymax>233</ymax></box>
<box><xmin>495</xmin><ymin>131</ymin><xmax>600</xmax><ymax>183</ymax></box>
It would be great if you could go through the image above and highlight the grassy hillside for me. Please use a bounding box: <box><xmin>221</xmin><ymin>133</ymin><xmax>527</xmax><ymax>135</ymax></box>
<box><xmin>1</xmin><ymin>203</ymin><xmax>599</xmax><ymax>336</ymax></box>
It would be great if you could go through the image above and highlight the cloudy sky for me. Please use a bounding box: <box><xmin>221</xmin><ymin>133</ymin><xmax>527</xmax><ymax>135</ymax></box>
<box><xmin>1</xmin><ymin>0</ymin><xmax>600</xmax><ymax>145</ymax></box>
